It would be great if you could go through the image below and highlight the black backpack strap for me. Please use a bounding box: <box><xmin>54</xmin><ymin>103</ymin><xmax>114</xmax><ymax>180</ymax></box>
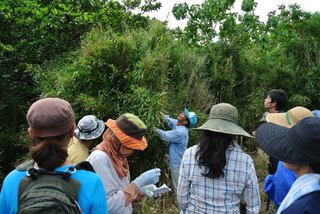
<box><xmin>27</xmin><ymin>168</ymin><xmax>73</xmax><ymax>180</ymax></box>
<box><xmin>17</xmin><ymin>160</ymin><xmax>95</xmax><ymax>177</ymax></box>
<box><xmin>75</xmin><ymin>161</ymin><xmax>95</xmax><ymax>172</ymax></box>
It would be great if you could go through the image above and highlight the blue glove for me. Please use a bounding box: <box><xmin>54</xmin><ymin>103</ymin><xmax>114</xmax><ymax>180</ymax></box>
<box><xmin>133</xmin><ymin>168</ymin><xmax>161</xmax><ymax>189</ymax></box>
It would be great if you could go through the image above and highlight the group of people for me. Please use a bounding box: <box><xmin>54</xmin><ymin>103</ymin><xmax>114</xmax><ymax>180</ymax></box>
<box><xmin>258</xmin><ymin>89</ymin><xmax>320</xmax><ymax>213</ymax></box>
<box><xmin>0</xmin><ymin>88</ymin><xmax>320</xmax><ymax>213</ymax></box>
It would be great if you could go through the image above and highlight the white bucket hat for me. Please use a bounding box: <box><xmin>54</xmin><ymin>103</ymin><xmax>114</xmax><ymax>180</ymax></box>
<box><xmin>74</xmin><ymin>115</ymin><xmax>105</xmax><ymax>140</ymax></box>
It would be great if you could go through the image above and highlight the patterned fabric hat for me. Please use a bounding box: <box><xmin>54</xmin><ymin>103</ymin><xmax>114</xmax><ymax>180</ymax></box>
<box><xmin>75</xmin><ymin>115</ymin><xmax>105</xmax><ymax>140</ymax></box>
<box><xmin>106</xmin><ymin>113</ymin><xmax>148</xmax><ymax>150</ymax></box>
<box><xmin>194</xmin><ymin>103</ymin><xmax>252</xmax><ymax>138</ymax></box>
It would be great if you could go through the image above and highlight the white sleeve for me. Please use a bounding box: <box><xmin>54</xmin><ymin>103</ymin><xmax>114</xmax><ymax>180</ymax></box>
<box><xmin>87</xmin><ymin>150</ymin><xmax>131</xmax><ymax>214</ymax></box>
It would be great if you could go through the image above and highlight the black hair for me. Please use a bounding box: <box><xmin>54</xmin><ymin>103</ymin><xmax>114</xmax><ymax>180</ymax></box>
<box><xmin>310</xmin><ymin>163</ymin><xmax>320</xmax><ymax>174</ymax></box>
<box><xmin>195</xmin><ymin>130</ymin><xmax>234</xmax><ymax>179</ymax></box>
<box><xmin>185</xmin><ymin>117</ymin><xmax>191</xmax><ymax>128</ymax></box>
<box><xmin>268</xmin><ymin>89</ymin><xmax>288</xmax><ymax>111</ymax></box>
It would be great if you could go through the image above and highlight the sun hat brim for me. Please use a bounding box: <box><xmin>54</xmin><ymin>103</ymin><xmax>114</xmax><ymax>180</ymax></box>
<box><xmin>106</xmin><ymin>119</ymin><xmax>147</xmax><ymax>150</ymax></box>
<box><xmin>74</xmin><ymin>119</ymin><xmax>105</xmax><ymax>141</ymax></box>
<box><xmin>193</xmin><ymin>118</ymin><xmax>253</xmax><ymax>138</ymax></box>
<box><xmin>255</xmin><ymin>122</ymin><xmax>313</xmax><ymax>163</ymax></box>
<box><xmin>184</xmin><ymin>108</ymin><xmax>190</xmax><ymax>119</ymax></box>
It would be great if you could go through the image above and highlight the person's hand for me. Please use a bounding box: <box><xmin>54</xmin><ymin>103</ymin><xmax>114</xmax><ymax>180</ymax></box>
<box><xmin>133</xmin><ymin>168</ymin><xmax>161</xmax><ymax>189</ymax></box>
<box><xmin>153</xmin><ymin>127</ymin><xmax>161</xmax><ymax>134</ymax></box>
<box><xmin>139</xmin><ymin>184</ymin><xmax>157</xmax><ymax>197</ymax></box>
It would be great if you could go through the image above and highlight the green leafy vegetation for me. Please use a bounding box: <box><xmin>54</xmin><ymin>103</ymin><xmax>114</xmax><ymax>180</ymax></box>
<box><xmin>1</xmin><ymin>0</ymin><xmax>320</xmax><ymax>213</ymax></box>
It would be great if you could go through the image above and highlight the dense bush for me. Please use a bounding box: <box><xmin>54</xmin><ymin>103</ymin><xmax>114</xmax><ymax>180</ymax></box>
<box><xmin>2</xmin><ymin>4</ymin><xmax>320</xmax><ymax>210</ymax></box>
<box><xmin>0</xmin><ymin>0</ymin><xmax>159</xmax><ymax>181</ymax></box>
<box><xmin>31</xmin><ymin>21</ymin><xmax>212</xmax><ymax>178</ymax></box>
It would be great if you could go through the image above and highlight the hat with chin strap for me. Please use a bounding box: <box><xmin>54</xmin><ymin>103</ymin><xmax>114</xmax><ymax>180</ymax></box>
<box><xmin>75</xmin><ymin>115</ymin><xmax>105</xmax><ymax>140</ymax></box>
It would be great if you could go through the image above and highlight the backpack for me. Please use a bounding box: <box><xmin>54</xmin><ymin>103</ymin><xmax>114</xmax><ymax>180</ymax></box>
<box><xmin>16</xmin><ymin>160</ymin><xmax>95</xmax><ymax>214</ymax></box>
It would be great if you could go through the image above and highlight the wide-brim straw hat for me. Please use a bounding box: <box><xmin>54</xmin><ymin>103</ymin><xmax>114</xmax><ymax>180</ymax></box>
<box><xmin>106</xmin><ymin>113</ymin><xmax>147</xmax><ymax>150</ymax></box>
<box><xmin>194</xmin><ymin>103</ymin><xmax>252</xmax><ymax>138</ymax></box>
<box><xmin>266</xmin><ymin>106</ymin><xmax>313</xmax><ymax>128</ymax></box>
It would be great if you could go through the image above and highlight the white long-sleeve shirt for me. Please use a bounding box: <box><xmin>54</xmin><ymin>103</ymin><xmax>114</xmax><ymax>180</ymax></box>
<box><xmin>87</xmin><ymin>150</ymin><xmax>132</xmax><ymax>214</ymax></box>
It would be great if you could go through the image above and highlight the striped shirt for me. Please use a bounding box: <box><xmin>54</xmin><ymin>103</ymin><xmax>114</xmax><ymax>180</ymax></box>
<box><xmin>177</xmin><ymin>144</ymin><xmax>260</xmax><ymax>214</ymax></box>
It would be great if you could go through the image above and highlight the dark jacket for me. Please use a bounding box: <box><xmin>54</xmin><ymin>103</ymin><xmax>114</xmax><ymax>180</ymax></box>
<box><xmin>282</xmin><ymin>191</ymin><xmax>320</xmax><ymax>213</ymax></box>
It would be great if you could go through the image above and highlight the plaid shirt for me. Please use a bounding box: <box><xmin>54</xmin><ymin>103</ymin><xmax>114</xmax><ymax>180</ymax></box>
<box><xmin>177</xmin><ymin>144</ymin><xmax>260</xmax><ymax>214</ymax></box>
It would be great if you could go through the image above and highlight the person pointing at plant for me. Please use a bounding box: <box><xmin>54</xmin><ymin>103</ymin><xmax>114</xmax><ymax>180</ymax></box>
<box><xmin>87</xmin><ymin>113</ymin><xmax>161</xmax><ymax>214</ymax></box>
<box><xmin>154</xmin><ymin>108</ymin><xmax>197</xmax><ymax>192</ymax></box>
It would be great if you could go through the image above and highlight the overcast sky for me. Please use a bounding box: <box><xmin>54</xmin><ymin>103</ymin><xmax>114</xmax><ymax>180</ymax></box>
<box><xmin>144</xmin><ymin>0</ymin><xmax>320</xmax><ymax>28</ymax></box>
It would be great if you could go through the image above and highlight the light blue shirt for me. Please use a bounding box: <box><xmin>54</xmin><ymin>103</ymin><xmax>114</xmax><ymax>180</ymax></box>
<box><xmin>0</xmin><ymin>164</ymin><xmax>107</xmax><ymax>214</ymax></box>
<box><xmin>154</xmin><ymin>115</ymin><xmax>189</xmax><ymax>170</ymax></box>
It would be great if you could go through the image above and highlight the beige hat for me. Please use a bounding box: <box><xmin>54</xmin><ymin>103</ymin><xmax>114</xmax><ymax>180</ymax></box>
<box><xmin>266</xmin><ymin>106</ymin><xmax>313</xmax><ymax>128</ymax></box>
<box><xmin>194</xmin><ymin>103</ymin><xmax>252</xmax><ymax>138</ymax></box>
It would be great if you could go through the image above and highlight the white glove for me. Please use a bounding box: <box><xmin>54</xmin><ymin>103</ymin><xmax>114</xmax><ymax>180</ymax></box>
<box><xmin>133</xmin><ymin>168</ymin><xmax>161</xmax><ymax>189</ymax></box>
<box><xmin>139</xmin><ymin>184</ymin><xmax>157</xmax><ymax>197</ymax></box>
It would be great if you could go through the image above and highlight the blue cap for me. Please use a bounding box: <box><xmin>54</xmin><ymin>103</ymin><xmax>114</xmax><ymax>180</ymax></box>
<box><xmin>184</xmin><ymin>108</ymin><xmax>197</xmax><ymax>127</ymax></box>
